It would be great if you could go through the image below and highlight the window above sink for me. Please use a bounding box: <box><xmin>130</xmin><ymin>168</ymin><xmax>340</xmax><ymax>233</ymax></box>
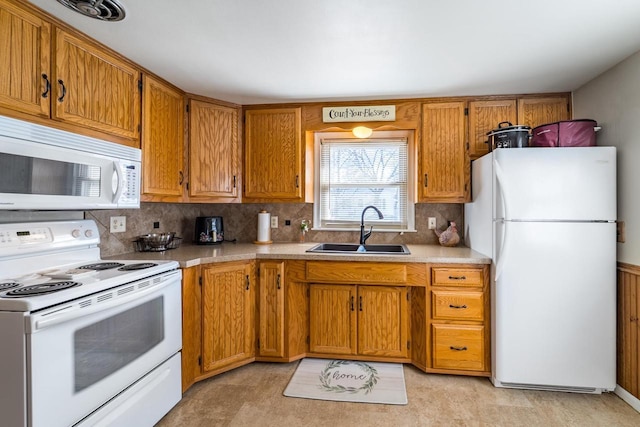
<box><xmin>312</xmin><ymin>130</ymin><xmax>417</xmax><ymax>233</ymax></box>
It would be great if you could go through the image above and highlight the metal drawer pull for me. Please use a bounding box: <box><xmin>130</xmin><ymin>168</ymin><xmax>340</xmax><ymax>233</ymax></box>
<box><xmin>450</xmin><ymin>346</ymin><xmax>468</xmax><ymax>351</ymax></box>
<box><xmin>350</xmin><ymin>295</ymin><xmax>354</xmax><ymax>311</ymax></box>
<box><xmin>448</xmin><ymin>275</ymin><xmax>466</xmax><ymax>280</ymax></box>
<box><xmin>449</xmin><ymin>304</ymin><xmax>468</xmax><ymax>309</ymax></box>
<box><xmin>245</xmin><ymin>275</ymin><xmax>250</xmax><ymax>291</ymax></box>
<box><xmin>276</xmin><ymin>273</ymin><xmax>281</xmax><ymax>289</ymax></box>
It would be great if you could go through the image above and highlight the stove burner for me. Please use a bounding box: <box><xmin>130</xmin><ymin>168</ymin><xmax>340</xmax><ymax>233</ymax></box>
<box><xmin>118</xmin><ymin>263</ymin><xmax>158</xmax><ymax>271</ymax></box>
<box><xmin>0</xmin><ymin>282</ymin><xmax>20</xmax><ymax>291</ymax></box>
<box><xmin>78</xmin><ymin>262</ymin><xmax>125</xmax><ymax>271</ymax></box>
<box><xmin>4</xmin><ymin>281</ymin><xmax>81</xmax><ymax>297</ymax></box>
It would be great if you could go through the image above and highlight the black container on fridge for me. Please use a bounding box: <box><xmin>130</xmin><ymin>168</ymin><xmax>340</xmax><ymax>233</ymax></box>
<box><xmin>195</xmin><ymin>216</ymin><xmax>224</xmax><ymax>244</ymax></box>
<box><xmin>486</xmin><ymin>121</ymin><xmax>531</xmax><ymax>150</ymax></box>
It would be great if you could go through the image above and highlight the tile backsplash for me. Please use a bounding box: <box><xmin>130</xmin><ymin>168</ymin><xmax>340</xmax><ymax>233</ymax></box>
<box><xmin>88</xmin><ymin>202</ymin><xmax>463</xmax><ymax>257</ymax></box>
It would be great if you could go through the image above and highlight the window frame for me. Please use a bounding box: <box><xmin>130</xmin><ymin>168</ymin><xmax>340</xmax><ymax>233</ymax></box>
<box><xmin>312</xmin><ymin>129</ymin><xmax>416</xmax><ymax>232</ymax></box>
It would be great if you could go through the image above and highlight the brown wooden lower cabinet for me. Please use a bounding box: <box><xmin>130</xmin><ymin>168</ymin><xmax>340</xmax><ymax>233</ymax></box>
<box><xmin>182</xmin><ymin>259</ymin><xmax>490</xmax><ymax>392</ymax></box>
<box><xmin>307</xmin><ymin>284</ymin><xmax>409</xmax><ymax>358</ymax></box>
<box><xmin>618</xmin><ymin>262</ymin><xmax>640</xmax><ymax>399</ymax></box>
<box><xmin>181</xmin><ymin>260</ymin><xmax>256</xmax><ymax>393</ymax></box>
<box><xmin>426</xmin><ymin>265</ymin><xmax>491</xmax><ymax>376</ymax></box>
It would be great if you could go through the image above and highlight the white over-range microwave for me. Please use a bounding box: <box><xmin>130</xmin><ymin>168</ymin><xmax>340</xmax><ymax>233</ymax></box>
<box><xmin>0</xmin><ymin>115</ymin><xmax>140</xmax><ymax>210</ymax></box>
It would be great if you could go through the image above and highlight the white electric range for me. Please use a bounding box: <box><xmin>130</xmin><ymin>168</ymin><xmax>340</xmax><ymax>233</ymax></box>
<box><xmin>0</xmin><ymin>219</ymin><xmax>182</xmax><ymax>427</ymax></box>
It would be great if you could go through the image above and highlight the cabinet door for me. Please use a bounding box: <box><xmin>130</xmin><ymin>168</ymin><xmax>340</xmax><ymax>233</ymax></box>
<box><xmin>468</xmin><ymin>99</ymin><xmax>517</xmax><ymax>159</ymax></box>
<box><xmin>517</xmin><ymin>96</ymin><xmax>570</xmax><ymax>129</ymax></box>
<box><xmin>309</xmin><ymin>284</ymin><xmax>357</xmax><ymax>355</ymax></box>
<box><xmin>244</xmin><ymin>108</ymin><xmax>302</xmax><ymax>200</ymax></box>
<box><xmin>53</xmin><ymin>28</ymin><xmax>141</xmax><ymax>142</ymax></box>
<box><xmin>358</xmin><ymin>286</ymin><xmax>409</xmax><ymax>358</ymax></box>
<box><xmin>181</xmin><ymin>266</ymin><xmax>201</xmax><ymax>392</ymax></box>
<box><xmin>141</xmin><ymin>74</ymin><xmax>184</xmax><ymax>198</ymax></box>
<box><xmin>201</xmin><ymin>262</ymin><xmax>254</xmax><ymax>372</ymax></box>
<box><xmin>420</xmin><ymin>102</ymin><xmax>469</xmax><ymax>202</ymax></box>
<box><xmin>258</xmin><ymin>261</ymin><xmax>285</xmax><ymax>358</ymax></box>
<box><xmin>189</xmin><ymin>100</ymin><xmax>239</xmax><ymax>199</ymax></box>
<box><xmin>0</xmin><ymin>0</ymin><xmax>51</xmax><ymax>117</ymax></box>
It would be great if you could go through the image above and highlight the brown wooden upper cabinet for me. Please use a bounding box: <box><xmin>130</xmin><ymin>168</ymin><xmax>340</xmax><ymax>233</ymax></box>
<box><xmin>468</xmin><ymin>99</ymin><xmax>517</xmax><ymax>159</ymax></box>
<box><xmin>0</xmin><ymin>0</ymin><xmax>141</xmax><ymax>147</ymax></box>
<box><xmin>141</xmin><ymin>75</ymin><xmax>185</xmax><ymax>200</ymax></box>
<box><xmin>244</xmin><ymin>107</ymin><xmax>303</xmax><ymax>201</ymax></box>
<box><xmin>420</xmin><ymin>101</ymin><xmax>469</xmax><ymax>203</ymax></box>
<box><xmin>0</xmin><ymin>0</ymin><xmax>51</xmax><ymax>118</ymax></box>
<box><xmin>189</xmin><ymin>100</ymin><xmax>240</xmax><ymax>200</ymax></box>
<box><xmin>53</xmin><ymin>28</ymin><xmax>141</xmax><ymax>143</ymax></box>
<box><xmin>517</xmin><ymin>96</ymin><xmax>570</xmax><ymax>130</ymax></box>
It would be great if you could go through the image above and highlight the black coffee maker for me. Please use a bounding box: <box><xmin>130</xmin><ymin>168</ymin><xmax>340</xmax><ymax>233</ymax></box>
<box><xmin>195</xmin><ymin>216</ymin><xmax>224</xmax><ymax>244</ymax></box>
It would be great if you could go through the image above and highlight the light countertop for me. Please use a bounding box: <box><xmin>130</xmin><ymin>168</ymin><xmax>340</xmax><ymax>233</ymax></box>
<box><xmin>106</xmin><ymin>242</ymin><xmax>491</xmax><ymax>268</ymax></box>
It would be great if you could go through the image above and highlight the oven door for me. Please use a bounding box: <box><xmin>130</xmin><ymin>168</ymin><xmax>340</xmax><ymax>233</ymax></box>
<box><xmin>26</xmin><ymin>271</ymin><xmax>181</xmax><ymax>427</ymax></box>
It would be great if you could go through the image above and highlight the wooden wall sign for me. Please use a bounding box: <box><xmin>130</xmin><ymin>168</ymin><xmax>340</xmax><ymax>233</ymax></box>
<box><xmin>322</xmin><ymin>105</ymin><xmax>396</xmax><ymax>123</ymax></box>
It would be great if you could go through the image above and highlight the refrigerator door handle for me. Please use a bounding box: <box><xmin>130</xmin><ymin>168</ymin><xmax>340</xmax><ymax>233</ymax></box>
<box><xmin>495</xmin><ymin>219</ymin><xmax>510</xmax><ymax>281</ymax></box>
<box><xmin>494</xmin><ymin>159</ymin><xmax>509</xmax><ymax>221</ymax></box>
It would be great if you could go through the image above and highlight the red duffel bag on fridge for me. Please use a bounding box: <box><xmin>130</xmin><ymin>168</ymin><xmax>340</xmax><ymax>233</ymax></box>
<box><xmin>530</xmin><ymin>119</ymin><xmax>598</xmax><ymax>147</ymax></box>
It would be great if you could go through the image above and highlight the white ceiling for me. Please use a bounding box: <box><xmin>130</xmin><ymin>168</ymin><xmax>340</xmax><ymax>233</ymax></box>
<box><xmin>27</xmin><ymin>0</ymin><xmax>640</xmax><ymax>105</ymax></box>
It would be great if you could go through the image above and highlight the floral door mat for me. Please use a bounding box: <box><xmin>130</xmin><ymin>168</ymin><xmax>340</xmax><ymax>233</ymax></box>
<box><xmin>283</xmin><ymin>358</ymin><xmax>407</xmax><ymax>405</ymax></box>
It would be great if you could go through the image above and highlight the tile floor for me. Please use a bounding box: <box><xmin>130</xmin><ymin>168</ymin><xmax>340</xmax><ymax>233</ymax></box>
<box><xmin>157</xmin><ymin>361</ymin><xmax>640</xmax><ymax>426</ymax></box>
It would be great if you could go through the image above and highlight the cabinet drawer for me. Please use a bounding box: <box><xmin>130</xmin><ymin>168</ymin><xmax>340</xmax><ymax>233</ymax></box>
<box><xmin>432</xmin><ymin>324</ymin><xmax>485</xmax><ymax>371</ymax></box>
<box><xmin>432</xmin><ymin>290</ymin><xmax>483</xmax><ymax>321</ymax></box>
<box><xmin>306</xmin><ymin>261</ymin><xmax>407</xmax><ymax>284</ymax></box>
<box><xmin>432</xmin><ymin>268</ymin><xmax>483</xmax><ymax>287</ymax></box>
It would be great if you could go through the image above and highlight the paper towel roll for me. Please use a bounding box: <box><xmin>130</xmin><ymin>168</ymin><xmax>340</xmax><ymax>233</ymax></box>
<box><xmin>256</xmin><ymin>210</ymin><xmax>272</xmax><ymax>243</ymax></box>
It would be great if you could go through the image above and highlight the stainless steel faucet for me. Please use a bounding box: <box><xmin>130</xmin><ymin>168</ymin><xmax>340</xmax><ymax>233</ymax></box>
<box><xmin>359</xmin><ymin>205</ymin><xmax>384</xmax><ymax>246</ymax></box>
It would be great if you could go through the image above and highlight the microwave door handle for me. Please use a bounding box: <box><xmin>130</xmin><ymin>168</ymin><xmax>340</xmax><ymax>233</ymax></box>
<box><xmin>112</xmin><ymin>162</ymin><xmax>124</xmax><ymax>204</ymax></box>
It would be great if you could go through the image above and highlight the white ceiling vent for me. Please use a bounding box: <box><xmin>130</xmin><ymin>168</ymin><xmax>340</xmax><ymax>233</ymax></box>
<box><xmin>56</xmin><ymin>0</ymin><xmax>126</xmax><ymax>22</ymax></box>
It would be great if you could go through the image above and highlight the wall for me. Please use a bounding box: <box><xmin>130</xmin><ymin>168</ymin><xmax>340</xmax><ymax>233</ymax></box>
<box><xmin>573</xmin><ymin>50</ymin><xmax>640</xmax><ymax>265</ymax></box>
<box><xmin>89</xmin><ymin>202</ymin><xmax>462</xmax><ymax>257</ymax></box>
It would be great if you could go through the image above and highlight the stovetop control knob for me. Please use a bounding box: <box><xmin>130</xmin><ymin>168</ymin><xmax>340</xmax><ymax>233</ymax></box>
<box><xmin>71</xmin><ymin>229</ymin><xmax>81</xmax><ymax>238</ymax></box>
<box><xmin>85</xmin><ymin>229</ymin><xmax>94</xmax><ymax>238</ymax></box>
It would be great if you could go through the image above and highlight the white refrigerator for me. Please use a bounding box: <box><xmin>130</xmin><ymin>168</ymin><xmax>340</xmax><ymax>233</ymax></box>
<box><xmin>464</xmin><ymin>147</ymin><xmax>616</xmax><ymax>393</ymax></box>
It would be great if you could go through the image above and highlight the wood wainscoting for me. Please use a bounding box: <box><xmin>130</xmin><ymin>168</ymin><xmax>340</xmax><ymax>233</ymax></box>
<box><xmin>618</xmin><ymin>262</ymin><xmax>640</xmax><ymax>401</ymax></box>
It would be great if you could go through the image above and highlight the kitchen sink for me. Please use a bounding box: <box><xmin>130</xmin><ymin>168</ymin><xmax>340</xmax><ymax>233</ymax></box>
<box><xmin>306</xmin><ymin>243</ymin><xmax>411</xmax><ymax>255</ymax></box>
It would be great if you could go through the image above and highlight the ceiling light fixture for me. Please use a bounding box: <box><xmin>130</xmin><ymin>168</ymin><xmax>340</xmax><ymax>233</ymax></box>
<box><xmin>352</xmin><ymin>126</ymin><xmax>373</xmax><ymax>139</ymax></box>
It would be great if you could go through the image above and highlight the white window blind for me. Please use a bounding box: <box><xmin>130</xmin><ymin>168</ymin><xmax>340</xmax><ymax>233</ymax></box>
<box><xmin>316</xmin><ymin>137</ymin><xmax>414</xmax><ymax>231</ymax></box>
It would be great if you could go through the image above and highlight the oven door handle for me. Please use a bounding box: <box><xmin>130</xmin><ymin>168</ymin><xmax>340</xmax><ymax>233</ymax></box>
<box><xmin>31</xmin><ymin>273</ymin><xmax>180</xmax><ymax>332</ymax></box>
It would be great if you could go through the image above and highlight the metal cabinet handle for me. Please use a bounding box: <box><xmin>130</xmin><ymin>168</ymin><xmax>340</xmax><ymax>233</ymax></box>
<box><xmin>179</xmin><ymin>171</ymin><xmax>184</xmax><ymax>185</ymax></box>
<box><xmin>41</xmin><ymin>74</ymin><xmax>50</xmax><ymax>98</ymax></box>
<box><xmin>359</xmin><ymin>295</ymin><xmax>363</xmax><ymax>311</ymax></box>
<box><xmin>233</xmin><ymin>175</ymin><xmax>237</xmax><ymax>188</ymax></box>
<box><xmin>295</xmin><ymin>175</ymin><xmax>299</xmax><ymax>188</ymax></box>
<box><xmin>276</xmin><ymin>273</ymin><xmax>281</xmax><ymax>289</ymax></box>
<box><xmin>449</xmin><ymin>304</ymin><xmax>468</xmax><ymax>309</ymax></box>
<box><xmin>57</xmin><ymin>79</ymin><xmax>66</xmax><ymax>102</ymax></box>
<box><xmin>350</xmin><ymin>295</ymin><xmax>354</xmax><ymax>311</ymax></box>
<box><xmin>448</xmin><ymin>275</ymin><xmax>466</xmax><ymax>280</ymax></box>
<box><xmin>424</xmin><ymin>173</ymin><xmax>428</xmax><ymax>187</ymax></box>
<box><xmin>450</xmin><ymin>346</ymin><xmax>468</xmax><ymax>351</ymax></box>
<box><xmin>245</xmin><ymin>275</ymin><xmax>250</xmax><ymax>291</ymax></box>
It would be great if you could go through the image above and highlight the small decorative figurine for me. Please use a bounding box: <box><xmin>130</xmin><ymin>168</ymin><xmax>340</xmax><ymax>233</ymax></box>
<box><xmin>434</xmin><ymin>221</ymin><xmax>460</xmax><ymax>247</ymax></box>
